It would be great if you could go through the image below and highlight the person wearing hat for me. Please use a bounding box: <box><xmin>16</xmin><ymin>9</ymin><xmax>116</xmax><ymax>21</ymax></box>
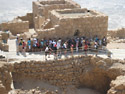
<box><xmin>19</xmin><ymin>38</ymin><xmax>23</xmax><ymax>52</ymax></box>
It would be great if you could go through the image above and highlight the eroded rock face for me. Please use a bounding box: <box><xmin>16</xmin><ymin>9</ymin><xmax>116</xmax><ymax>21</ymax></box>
<box><xmin>0</xmin><ymin>61</ymin><xmax>13</xmax><ymax>94</ymax></box>
<box><xmin>107</xmin><ymin>76</ymin><xmax>125</xmax><ymax>94</ymax></box>
<box><xmin>0</xmin><ymin>81</ymin><xmax>7</xmax><ymax>94</ymax></box>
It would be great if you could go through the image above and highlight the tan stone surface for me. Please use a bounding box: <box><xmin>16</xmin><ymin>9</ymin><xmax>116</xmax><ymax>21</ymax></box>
<box><xmin>33</xmin><ymin>0</ymin><xmax>80</xmax><ymax>29</ymax></box>
<box><xmin>37</xmin><ymin>8</ymin><xmax>108</xmax><ymax>39</ymax></box>
<box><xmin>17</xmin><ymin>13</ymin><xmax>34</xmax><ymax>28</ymax></box>
<box><xmin>0</xmin><ymin>61</ymin><xmax>13</xmax><ymax>93</ymax></box>
<box><xmin>12</xmin><ymin>56</ymin><xmax>125</xmax><ymax>94</ymax></box>
<box><xmin>1</xmin><ymin>19</ymin><xmax>29</xmax><ymax>35</ymax></box>
<box><xmin>107</xmin><ymin>76</ymin><xmax>125</xmax><ymax>94</ymax></box>
<box><xmin>0</xmin><ymin>32</ymin><xmax>9</xmax><ymax>51</ymax></box>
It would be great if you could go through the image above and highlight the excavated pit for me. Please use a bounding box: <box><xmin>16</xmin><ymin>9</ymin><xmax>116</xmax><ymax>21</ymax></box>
<box><xmin>9</xmin><ymin>56</ymin><xmax>125</xmax><ymax>94</ymax></box>
<box><xmin>0</xmin><ymin>56</ymin><xmax>124</xmax><ymax>94</ymax></box>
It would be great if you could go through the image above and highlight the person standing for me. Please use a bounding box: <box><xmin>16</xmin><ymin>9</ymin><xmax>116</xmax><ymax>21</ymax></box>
<box><xmin>16</xmin><ymin>37</ymin><xmax>19</xmax><ymax>55</ymax></box>
<box><xmin>94</xmin><ymin>41</ymin><xmax>98</xmax><ymax>57</ymax></box>
<box><xmin>57</xmin><ymin>38</ymin><xmax>62</xmax><ymax>58</ymax></box>
<box><xmin>19</xmin><ymin>38</ymin><xmax>23</xmax><ymax>52</ymax></box>
<box><xmin>63</xmin><ymin>42</ymin><xmax>67</xmax><ymax>57</ymax></box>
<box><xmin>53</xmin><ymin>42</ymin><xmax>57</xmax><ymax>60</ymax></box>
<box><xmin>33</xmin><ymin>38</ymin><xmax>37</xmax><ymax>52</ymax></box>
<box><xmin>22</xmin><ymin>40</ymin><xmax>26</xmax><ymax>57</ymax></box>
<box><xmin>76</xmin><ymin>38</ymin><xmax>79</xmax><ymax>52</ymax></box>
<box><xmin>84</xmin><ymin>43</ymin><xmax>88</xmax><ymax>56</ymax></box>
<box><xmin>70</xmin><ymin>44</ymin><xmax>74</xmax><ymax>56</ymax></box>
<box><xmin>82</xmin><ymin>38</ymin><xmax>85</xmax><ymax>51</ymax></box>
<box><xmin>40</xmin><ymin>39</ymin><xmax>44</xmax><ymax>51</ymax></box>
<box><xmin>27</xmin><ymin>38</ymin><xmax>31</xmax><ymax>52</ymax></box>
<box><xmin>45</xmin><ymin>45</ymin><xmax>49</xmax><ymax>60</ymax></box>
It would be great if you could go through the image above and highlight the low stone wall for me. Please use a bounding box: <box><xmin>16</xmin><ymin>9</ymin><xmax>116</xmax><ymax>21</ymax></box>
<box><xmin>1</xmin><ymin>19</ymin><xmax>29</xmax><ymax>35</ymax></box>
<box><xmin>36</xmin><ymin>25</ymin><xmax>58</xmax><ymax>39</ymax></box>
<box><xmin>0</xmin><ymin>61</ymin><xmax>13</xmax><ymax>94</ymax></box>
<box><xmin>108</xmin><ymin>28</ymin><xmax>125</xmax><ymax>39</ymax></box>
<box><xmin>0</xmin><ymin>32</ymin><xmax>9</xmax><ymax>51</ymax></box>
<box><xmin>0</xmin><ymin>43</ymin><xmax>9</xmax><ymax>51</ymax></box>
<box><xmin>0</xmin><ymin>32</ymin><xmax>9</xmax><ymax>43</ymax></box>
<box><xmin>17</xmin><ymin>13</ymin><xmax>34</xmax><ymax>28</ymax></box>
<box><xmin>12</xmin><ymin>56</ymin><xmax>125</xmax><ymax>94</ymax></box>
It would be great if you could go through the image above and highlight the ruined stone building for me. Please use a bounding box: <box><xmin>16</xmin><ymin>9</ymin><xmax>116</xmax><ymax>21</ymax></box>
<box><xmin>0</xmin><ymin>0</ymin><xmax>108</xmax><ymax>40</ymax></box>
<box><xmin>0</xmin><ymin>0</ymin><xmax>108</xmax><ymax>51</ymax></box>
<box><xmin>33</xmin><ymin>0</ymin><xmax>80</xmax><ymax>30</ymax></box>
<box><xmin>0</xmin><ymin>19</ymin><xmax>29</xmax><ymax>35</ymax></box>
<box><xmin>32</xmin><ymin>0</ymin><xmax>108</xmax><ymax>39</ymax></box>
<box><xmin>37</xmin><ymin>8</ymin><xmax>108</xmax><ymax>39</ymax></box>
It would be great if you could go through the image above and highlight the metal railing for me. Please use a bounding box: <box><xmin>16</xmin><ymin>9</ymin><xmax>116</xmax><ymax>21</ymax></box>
<box><xmin>0</xmin><ymin>47</ymin><xmax>125</xmax><ymax>63</ymax></box>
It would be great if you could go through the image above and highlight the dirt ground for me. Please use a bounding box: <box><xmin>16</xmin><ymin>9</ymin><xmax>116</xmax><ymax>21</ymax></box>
<box><xmin>9</xmin><ymin>79</ymin><xmax>101</xmax><ymax>94</ymax></box>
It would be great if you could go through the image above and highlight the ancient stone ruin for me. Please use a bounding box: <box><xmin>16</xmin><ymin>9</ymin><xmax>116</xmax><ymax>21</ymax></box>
<box><xmin>33</xmin><ymin>0</ymin><xmax>80</xmax><ymax>30</ymax></box>
<box><xmin>0</xmin><ymin>32</ymin><xmax>9</xmax><ymax>51</ymax></box>
<box><xmin>0</xmin><ymin>0</ymin><xmax>108</xmax><ymax>40</ymax></box>
<box><xmin>32</xmin><ymin>0</ymin><xmax>108</xmax><ymax>39</ymax></box>
<box><xmin>0</xmin><ymin>56</ymin><xmax>125</xmax><ymax>94</ymax></box>
<box><xmin>37</xmin><ymin>8</ymin><xmax>108</xmax><ymax>39</ymax></box>
<box><xmin>0</xmin><ymin>0</ymin><xmax>124</xmax><ymax>94</ymax></box>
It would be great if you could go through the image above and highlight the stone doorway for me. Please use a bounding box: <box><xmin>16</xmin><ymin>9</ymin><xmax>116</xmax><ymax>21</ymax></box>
<box><xmin>74</xmin><ymin>29</ymin><xmax>80</xmax><ymax>36</ymax></box>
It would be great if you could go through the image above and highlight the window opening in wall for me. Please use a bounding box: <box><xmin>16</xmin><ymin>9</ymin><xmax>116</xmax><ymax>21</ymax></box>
<box><xmin>74</xmin><ymin>29</ymin><xmax>80</xmax><ymax>36</ymax></box>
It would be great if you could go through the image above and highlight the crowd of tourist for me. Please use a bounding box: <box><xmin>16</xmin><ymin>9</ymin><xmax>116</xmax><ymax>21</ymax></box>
<box><xmin>16</xmin><ymin>36</ymin><xmax>107</xmax><ymax>60</ymax></box>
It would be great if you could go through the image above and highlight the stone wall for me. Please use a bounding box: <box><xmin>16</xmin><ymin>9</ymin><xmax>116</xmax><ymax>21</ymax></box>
<box><xmin>108</xmin><ymin>28</ymin><xmax>125</xmax><ymax>39</ymax></box>
<box><xmin>37</xmin><ymin>25</ymin><xmax>59</xmax><ymax>39</ymax></box>
<box><xmin>0</xmin><ymin>43</ymin><xmax>9</xmax><ymax>52</ymax></box>
<box><xmin>12</xmin><ymin>56</ymin><xmax>125</xmax><ymax>94</ymax></box>
<box><xmin>37</xmin><ymin>9</ymin><xmax>108</xmax><ymax>39</ymax></box>
<box><xmin>34</xmin><ymin>16</ymin><xmax>45</xmax><ymax>30</ymax></box>
<box><xmin>1</xmin><ymin>19</ymin><xmax>29</xmax><ymax>35</ymax></box>
<box><xmin>108</xmin><ymin>76</ymin><xmax>125</xmax><ymax>94</ymax></box>
<box><xmin>0</xmin><ymin>61</ymin><xmax>13</xmax><ymax>94</ymax></box>
<box><xmin>33</xmin><ymin>0</ymin><xmax>80</xmax><ymax>19</ymax></box>
<box><xmin>0</xmin><ymin>32</ymin><xmax>9</xmax><ymax>43</ymax></box>
<box><xmin>42</xmin><ymin>19</ymin><xmax>53</xmax><ymax>29</ymax></box>
<box><xmin>33</xmin><ymin>0</ymin><xmax>80</xmax><ymax>29</ymax></box>
<box><xmin>17</xmin><ymin>13</ymin><xmax>34</xmax><ymax>28</ymax></box>
<box><xmin>0</xmin><ymin>32</ymin><xmax>9</xmax><ymax>51</ymax></box>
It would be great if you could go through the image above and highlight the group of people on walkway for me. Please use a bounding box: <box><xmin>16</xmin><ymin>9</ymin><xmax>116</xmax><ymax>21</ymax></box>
<box><xmin>16</xmin><ymin>36</ymin><xmax>107</xmax><ymax>60</ymax></box>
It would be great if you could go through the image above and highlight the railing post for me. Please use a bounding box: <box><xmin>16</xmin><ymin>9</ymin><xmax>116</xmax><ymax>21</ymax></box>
<box><xmin>6</xmin><ymin>53</ymin><xmax>9</xmax><ymax>63</ymax></box>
